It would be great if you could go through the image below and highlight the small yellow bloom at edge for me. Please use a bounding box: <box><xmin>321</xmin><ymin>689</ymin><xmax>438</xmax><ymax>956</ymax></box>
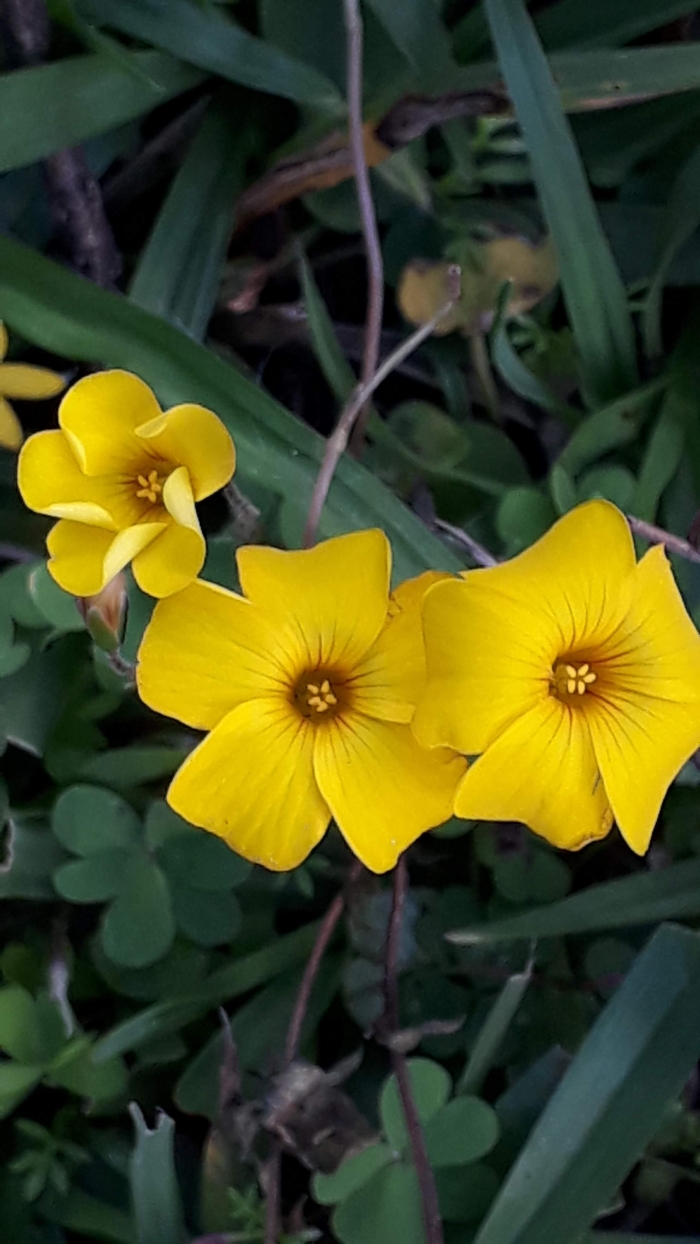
<box><xmin>17</xmin><ymin>369</ymin><xmax>235</xmax><ymax>598</ymax></box>
<box><xmin>413</xmin><ymin>499</ymin><xmax>700</xmax><ymax>857</ymax></box>
<box><xmin>0</xmin><ymin>321</ymin><xmax>66</xmax><ymax>452</ymax></box>
<box><xmin>136</xmin><ymin>530</ymin><xmax>466</xmax><ymax>874</ymax></box>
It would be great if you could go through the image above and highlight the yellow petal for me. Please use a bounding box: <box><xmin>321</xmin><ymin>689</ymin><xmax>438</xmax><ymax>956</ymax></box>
<box><xmin>0</xmin><ymin>323</ymin><xmax>7</xmax><ymax>361</ymax></box>
<box><xmin>414</xmin><ymin>575</ymin><xmax>553</xmax><ymax>753</ymax></box>
<box><xmin>47</xmin><ymin>520</ymin><xmax>164</xmax><ymax>596</ymax></box>
<box><xmin>167</xmin><ymin>698</ymin><xmax>330</xmax><ymax>871</ymax></box>
<box><xmin>0</xmin><ymin>397</ymin><xmax>23</xmax><ymax>451</ymax></box>
<box><xmin>59</xmin><ymin>370</ymin><xmax>161</xmax><ymax>476</ymax></box>
<box><xmin>313</xmin><ymin>714</ymin><xmax>466</xmax><ymax>873</ymax></box>
<box><xmin>161</xmin><ymin>465</ymin><xmax>199</xmax><ymax>531</ymax></box>
<box><xmin>351</xmin><ymin>570</ymin><xmax>450</xmax><ymax>724</ymax></box>
<box><xmin>17</xmin><ymin>430</ymin><xmax>115</xmax><ymax>526</ymax></box>
<box><xmin>137</xmin><ymin>579</ymin><xmax>287</xmax><ymax>731</ymax></box>
<box><xmin>237</xmin><ymin>529</ymin><xmax>391</xmax><ymax>671</ymax></box>
<box><xmin>0</xmin><ymin>362</ymin><xmax>65</xmax><ymax>400</ymax></box>
<box><xmin>454</xmin><ymin>698</ymin><xmax>613</xmax><ymax>851</ymax></box>
<box><xmin>583</xmin><ymin>545</ymin><xmax>700</xmax><ymax>853</ymax></box>
<box><xmin>462</xmin><ymin>500</ymin><xmax>636</xmax><ymax>655</ymax></box>
<box><xmin>131</xmin><ymin>521</ymin><xmax>205</xmax><ymax>598</ymax></box>
<box><xmin>136</xmin><ymin>404</ymin><xmax>235</xmax><ymax>502</ymax></box>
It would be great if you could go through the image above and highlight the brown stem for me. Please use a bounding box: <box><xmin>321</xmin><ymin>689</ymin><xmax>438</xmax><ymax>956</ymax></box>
<box><xmin>432</xmin><ymin>517</ymin><xmax>499</xmax><ymax>568</ymax></box>
<box><xmin>627</xmin><ymin>514</ymin><xmax>700</xmax><ymax>565</ymax></box>
<box><xmin>385</xmin><ymin>857</ymin><xmax>444</xmax><ymax>1244</ymax></box>
<box><xmin>342</xmin><ymin>0</ymin><xmax>385</xmax><ymax>459</ymax></box>
<box><xmin>303</xmin><ymin>279</ymin><xmax>461</xmax><ymax>547</ymax></box>
<box><xmin>264</xmin><ymin>862</ymin><xmax>361</xmax><ymax>1244</ymax></box>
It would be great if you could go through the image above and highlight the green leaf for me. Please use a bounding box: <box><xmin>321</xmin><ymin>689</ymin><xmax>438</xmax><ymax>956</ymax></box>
<box><xmin>450</xmin><ymin>857</ymin><xmax>700</xmax><ymax>945</ymax></box>
<box><xmin>52</xmin><ymin>785</ymin><xmax>140</xmax><ymax>855</ymax></box>
<box><xmin>129</xmin><ymin>1105</ymin><xmax>186</xmax><ymax>1244</ymax></box>
<box><xmin>2</xmin><ymin>632</ymin><xmax>88</xmax><ymax>756</ymax></box>
<box><xmin>38</xmin><ymin>1186</ymin><xmax>136</xmax><ymax>1244</ymax></box>
<box><xmin>0</xmin><ymin>986</ymin><xmax>46</xmax><ymax>1064</ymax></box>
<box><xmin>423</xmin><ymin>1097</ymin><xmax>500</xmax><ymax>1168</ymax></box>
<box><xmin>93</xmin><ymin>918</ymin><xmax>326</xmax><ymax>1062</ymax></box>
<box><xmin>49</xmin><ymin>1041</ymin><xmax>128</xmax><ymax>1106</ymax></box>
<box><xmin>365</xmin><ymin>0</ymin><xmax>456</xmax><ymax>90</ymax></box>
<box><xmin>0</xmin><ymin>50</ymin><xmax>202</xmax><ymax>173</ymax></box>
<box><xmin>27</xmin><ymin>563</ymin><xmax>84</xmax><ymax>632</ymax></box>
<box><xmin>0</xmin><ymin>816</ymin><xmax>66</xmax><ymax>900</ymax></box>
<box><xmin>0</xmin><ymin>1063</ymin><xmax>44</xmax><ymax>1120</ymax></box>
<box><xmin>549</xmin><ymin>463</ymin><xmax>578</xmax><ymax>514</ymax></box>
<box><xmin>0</xmin><ymin>234</ymin><xmax>461</xmax><ymax>583</ymax></box>
<box><xmin>491</xmin><ymin>321</ymin><xmax>576</xmax><ymax>424</ymax></box>
<box><xmin>313</xmin><ymin>1143</ymin><xmax>394</xmax><ymax>1205</ymax></box>
<box><xmin>536</xmin><ymin>0</ymin><xmax>700</xmax><ymax>52</ymax></box>
<box><xmin>644</xmin><ymin>142</ymin><xmax>700</xmax><ymax>358</ymax></box>
<box><xmin>77</xmin><ymin>746</ymin><xmax>186</xmax><ymax>790</ymax></box>
<box><xmin>483</xmin><ymin>0</ymin><xmax>638</xmax><ymax>405</ymax></box>
<box><xmin>556</xmin><ymin>378</ymin><xmax>666</xmax><ymax>477</ymax></box>
<box><xmin>83</xmin><ymin>0</ymin><xmax>342</xmax><ymax>109</ymax></box>
<box><xmin>157</xmin><ymin>831</ymin><xmax>251</xmax><ymax>890</ymax></box>
<box><xmin>436</xmin><ymin>1164</ymin><xmax>500</xmax><ymax>1224</ymax></box>
<box><xmin>496</xmin><ymin>487</ymin><xmax>556</xmax><ymax>555</ymax></box>
<box><xmin>380</xmin><ymin>1058</ymin><xmax>451</xmax><ymax>1152</ymax></box>
<box><xmin>472</xmin><ymin>924</ymin><xmax>700</xmax><ymax>1244</ymax></box>
<box><xmin>53</xmin><ymin>851</ymin><xmax>131</xmax><ymax>903</ymax></box>
<box><xmin>170</xmin><ymin>884</ymin><xmax>241</xmax><ymax>947</ymax></box>
<box><xmin>629</xmin><ymin>384</ymin><xmax>686</xmax><ymax>520</ymax></box>
<box><xmin>129</xmin><ymin>102</ymin><xmax>244</xmax><ymax>341</ymax></box>
<box><xmin>333</xmin><ymin>1162</ymin><xmax>424</xmax><ymax>1244</ymax></box>
<box><xmin>458</xmin><ymin>970</ymin><xmax>533</xmax><ymax>1095</ymax></box>
<box><xmin>101</xmin><ymin>856</ymin><xmax>175</xmax><ymax>969</ymax></box>
<box><xmin>575</xmin><ymin>465</ymin><xmax>636</xmax><ymax>510</ymax></box>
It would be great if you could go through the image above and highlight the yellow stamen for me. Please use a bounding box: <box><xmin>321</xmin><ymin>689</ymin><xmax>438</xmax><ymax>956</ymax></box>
<box><xmin>555</xmin><ymin>661</ymin><xmax>597</xmax><ymax>700</ymax></box>
<box><xmin>135</xmin><ymin>468</ymin><xmax>163</xmax><ymax>504</ymax></box>
<box><xmin>305</xmin><ymin>678</ymin><xmax>339</xmax><ymax>714</ymax></box>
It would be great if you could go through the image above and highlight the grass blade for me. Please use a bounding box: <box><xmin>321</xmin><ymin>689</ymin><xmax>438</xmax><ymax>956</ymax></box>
<box><xmin>0</xmin><ymin>51</ymin><xmax>202</xmax><ymax>174</ymax></box>
<box><xmin>484</xmin><ymin>0</ymin><xmax>638</xmax><ymax>405</ymax></box>
<box><xmin>449</xmin><ymin>857</ymin><xmax>700</xmax><ymax>945</ymax></box>
<box><xmin>643</xmin><ymin>141</ymin><xmax>700</xmax><ymax>359</ymax></box>
<box><xmin>129</xmin><ymin>1106</ymin><xmax>186</xmax><ymax>1244</ymax></box>
<box><xmin>84</xmin><ymin>0</ymin><xmax>342</xmax><ymax>110</ymax></box>
<box><xmin>473</xmin><ymin>923</ymin><xmax>700</xmax><ymax>1244</ymax></box>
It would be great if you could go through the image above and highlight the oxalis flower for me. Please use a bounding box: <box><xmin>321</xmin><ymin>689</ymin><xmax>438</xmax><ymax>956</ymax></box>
<box><xmin>18</xmin><ymin>370</ymin><xmax>234</xmax><ymax>597</ymax></box>
<box><xmin>413</xmin><ymin>500</ymin><xmax>700</xmax><ymax>855</ymax></box>
<box><xmin>0</xmin><ymin>322</ymin><xmax>65</xmax><ymax>451</ymax></box>
<box><xmin>137</xmin><ymin>529</ymin><xmax>465</xmax><ymax>872</ymax></box>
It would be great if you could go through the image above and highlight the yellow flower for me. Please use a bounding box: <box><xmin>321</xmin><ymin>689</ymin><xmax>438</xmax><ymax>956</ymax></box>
<box><xmin>136</xmin><ymin>530</ymin><xmax>465</xmax><ymax>873</ymax></box>
<box><xmin>18</xmin><ymin>370</ymin><xmax>235</xmax><ymax>597</ymax></box>
<box><xmin>0</xmin><ymin>321</ymin><xmax>65</xmax><ymax>451</ymax></box>
<box><xmin>413</xmin><ymin>500</ymin><xmax>700</xmax><ymax>855</ymax></box>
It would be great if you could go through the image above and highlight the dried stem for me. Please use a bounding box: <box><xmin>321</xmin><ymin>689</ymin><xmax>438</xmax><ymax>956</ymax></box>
<box><xmin>385</xmin><ymin>857</ymin><xmax>444</xmax><ymax>1244</ymax></box>
<box><xmin>264</xmin><ymin>862</ymin><xmax>361</xmax><ymax>1244</ymax></box>
<box><xmin>432</xmin><ymin>517</ymin><xmax>499</xmax><ymax>568</ymax></box>
<box><xmin>303</xmin><ymin>277</ymin><xmax>461</xmax><ymax>547</ymax></box>
<box><xmin>342</xmin><ymin>0</ymin><xmax>384</xmax><ymax>458</ymax></box>
<box><xmin>627</xmin><ymin>514</ymin><xmax>700</xmax><ymax>565</ymax></box>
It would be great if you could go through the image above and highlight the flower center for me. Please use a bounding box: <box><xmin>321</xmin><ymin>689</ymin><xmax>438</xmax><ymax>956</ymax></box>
<box><xmin>293</xmin><ymin>672</ymin><xmax>345</xmax><ymax>722</ymax></box>
<box><xmin>135</xmin><ymin>469</ymin><xmax>164</xmax><ymax>504</ymax></box>
<box><xmin>553</xmin><ymin>660</ymin><xmax>597</xmax><ymax>699</ymax></box>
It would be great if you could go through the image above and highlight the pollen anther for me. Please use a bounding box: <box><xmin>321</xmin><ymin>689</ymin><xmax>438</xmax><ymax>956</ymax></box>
<box><xmin>135</xmin><ymin>468</ymin><xmax>163</xmax><ymax>504</ymax></box>
<box><xmin>555</xmin><ymin>660</ymin><xmax>597</xmax><ymax>699</ymax></box>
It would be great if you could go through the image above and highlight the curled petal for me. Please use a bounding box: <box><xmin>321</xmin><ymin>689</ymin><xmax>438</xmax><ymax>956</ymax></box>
<box><xmin>167</xmin><ymin>698</ymin><xmax>330</xmax><ymax>871</ymax></box>
<box><xmin>59</xmin><ymin>370</ymin><xmax>161</xmax><ymax>475</ymax></box>
<box><xmin>47</xmin><ymin>520</ymin><xmax>164</xmax><ymax>597</ymax></box>
<box><xmin>18</xmin><ymin>430</ymin><xmax>115</xmax><ymax>526</ymax></box>
<box><xmin>136</xmin><ymin>404</ymin><xmax>235</xmax><ymax>501</ymax></box>
<box><xmin>132</xmin><ymin>521</ymin><xmax>205</xmax><ymax>598</ymax></box>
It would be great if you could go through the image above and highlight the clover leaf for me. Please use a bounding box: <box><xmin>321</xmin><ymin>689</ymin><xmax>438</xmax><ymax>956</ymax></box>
<box><xmin>52</xmin><ymin>786</ymin><xmax>251</xmax><ymax>968</ymax></box>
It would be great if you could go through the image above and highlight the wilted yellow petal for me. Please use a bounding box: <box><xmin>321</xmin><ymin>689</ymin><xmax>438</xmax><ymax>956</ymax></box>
<box><xmin>0</xmin><ymin>363</ymin><xmax>65</xmax><ymax>400</ymax></box>
<box><xmin>167</xmin><ymin>698</ymin><xmax>330</xmax><ymax>871</ymax></box>
<box><xmin>397</xmin><ymin>260</ymin><xmax>467</xmax><ymax>336</ymax></box>
<box><xmin>0</xmin><ymin>397</ymin><xmax>23</xmax><ymax>451</ymax></box>
<box><xmin>313</xmin><ymin>714</ymin><xmax>465</xmax><ymax>873</ymax></box>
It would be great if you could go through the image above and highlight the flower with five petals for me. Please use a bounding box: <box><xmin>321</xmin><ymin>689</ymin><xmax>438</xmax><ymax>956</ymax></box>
<box><xmin>413</xmin><ymin>500</ymin><xmax>700</xmax><ymax>855</ymax></box>
<box><xmin>0</xmin><ymin>322</ymin><xmax>65</xmax><ymax>451</ymax></box>
<box><xmin>136</xmin><ymin>529</ymin><xmax>465</xmax><ymax>872</ymax></box>
<box><xmin>18</xmin><ymin>370</ymin><xmax>234</xmax><ymax>597</ymax></box>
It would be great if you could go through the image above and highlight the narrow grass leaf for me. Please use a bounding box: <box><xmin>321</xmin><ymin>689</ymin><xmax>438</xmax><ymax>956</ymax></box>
<box><xmin>0</xmin><ymin>51</ymin><xmax>202</xmax><ymax>173</ymax></box>
<box><xmin>130</xmin><ymin>102</ymin><xmax>244</xmax><ymax>341</ymax></box>
<box><xmin>629</xmin><ymin>387</ymin><xmax>685</xmax><ymax>520</ymax></box>
<box><xmin>484</xmin><ymin>0</ymin><xmax>638</xmax><ymax>406</ymax></box>
<box><xmin>129</xmin><ymin>1106</ymin><xmax>186</xmax><ymax>1244</ymax></box>
<box><xmin>644</xmin><ymin>141</ymin><xmax>700</xmax><ymax>359</ymax></box>
<box><xmin>473</xmin><ymin>924</ymin><xmax>700</xmax><ymax>1244</ymax></box>
<box><xmin>365</xmin><ymin>0</ymin><xmax>457</xmax><ymax>90</ymax></box>
<box><xmin>82</xmin><ymin>0</ymin><xmax>342</xmax><ymax>110</ymax></box>
<box><xmin>557</xmin><ymin>378</ymin><xmax>667</xmax><ymax>476</ymax></box>
<box><xmin>457</xmin><ymin>968</ymin><xmax>533</xmax><ymax>1096</ymax></box>
<box><xmin>449</xmin><ymin>857</ymin><xmax>700</xmax><ymax>945</ymax></box>
<box><xmin>536</xmin><ymin>0</ymin><xmax>700</xmax><ymax>51</ymax></box>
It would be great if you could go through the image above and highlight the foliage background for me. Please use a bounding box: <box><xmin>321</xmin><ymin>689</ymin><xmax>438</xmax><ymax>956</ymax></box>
<box><xmin>3</xmin><ymin>1</ymin><xmax>700</xmax><ymax>1242</ymax></box>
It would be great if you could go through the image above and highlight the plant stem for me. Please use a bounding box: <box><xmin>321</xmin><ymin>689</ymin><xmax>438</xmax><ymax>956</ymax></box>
<box><xmin>627</xmin><ymin>514</ymin><xmax>700</xmax><ymax>565</ymax></box>
<box><xmin>432</xmin><ymin>517</ymin><xmax>499</xmax><ymax>567</ymax></box>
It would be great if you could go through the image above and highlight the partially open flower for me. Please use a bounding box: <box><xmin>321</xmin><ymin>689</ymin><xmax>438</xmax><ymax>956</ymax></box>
<box><xmin>0</xmin><ymin>322</ymin><xmax>65</xmax><ymax>452</ymax></box>
<box><xmin>18</xmin><ymin>370</ymin><xmax>235</xmax><ymax>597</ymax></box>
<box><xmin>414</xmin><ymin>500</ymin><xmax>700</xmax><ymax>855</ymax></box>
<box><xmin>136</xmin><ymin>530</ymin><xmax>465</xmax><ymax>873</ymax></box>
